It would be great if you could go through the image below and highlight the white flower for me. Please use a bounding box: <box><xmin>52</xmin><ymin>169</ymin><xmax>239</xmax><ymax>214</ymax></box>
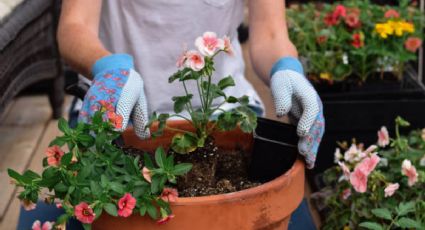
<box><xmin>334</xmin><ymin>148</ymin><xmax>343</xmax><ymax>163</ymax></box>
<box><xmin>195</xmin><ymin>32</ymin><xmax>223</xmax><ymax>57</ymax></box>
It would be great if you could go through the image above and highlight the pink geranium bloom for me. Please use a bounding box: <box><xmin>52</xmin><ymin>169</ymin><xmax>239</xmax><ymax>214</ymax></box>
<box><xmin>74</xmin><ymin>202</ymin><xmax>96</xmax><ymax>224</ymax></box>
<box><xmin>195</xmin><ymin>32</ymin><xmax>223</xmax><ymax>57</ymax></box>
<box><xmin>160</xmin><ymin>188</ymin><xmax>178</xmax><ymax>203</ymax></box>
<box><xmin>222</xmin><ymin>36</ymin><xmax>234</xmax><ymax>56</ymax></box>
<box><xmin>107</xmin><ymin>111</ymin><xmax>123</xmax><ymax>130</ymax></box>
<box><xmin>377</xmin><ymin>126</ymin><xmax>390</xmax><ymax>147</ymax></box>
<box><xmin>384</xmin><ymin>183</ymin><xmax>399</xmax><ymax>197</ymax></box>
<box><xmin>384</xmin><ymin>9</ymin><xmax>400</xmax><ymax>18</ymax></box>
<box><xmin>338</xmin><ymin>161</ymin><xmax>350</xmax><ymax>180</ymax></box>
<box><xmin>32</xmin><ymin>220</ymin><xmax>54</xmax><ymax>230</ymax></box>
<box><xmin>45</xmin><ymin>146</ymin><xmax>64</xmax><ymax>167</ymax></box>
<box><xmin>176</xmin><ymin>51</ymin><xmax>188</xmax><ymax>68</ymax></box>
<box><xmin>350</xmin><ymin>168</ymin><xmax>368</xmax><ymax>193</ymax></box>
<box><xmin>142</xmin><ymin>167</ymin><xmax>152</xmax><ymax>183</ymax></box>
<box><xmin>401</xmin><ymin>159</ymin><xmax>418</xmax><ymax>186</ymax></box>
<box><xmin>118</xmin><ymin>193</ymin><xmax>136</xmax><ymax>217</ymax></box>
<box><xmin>405</xmin><ymin>37</ymin><xmax>422</xmax><ymax>53</ymax></box>
<box><xmin>22</xmin><ymin>199</ymin><xmax>37</xmax><ymax>211</ymax></box>
<box><xmin>157</xmin><ymin>214</ymin><xmax>175</xmax><ymax>225</ymax></box>
<box><xmin>341</xmin><ymin>188</ymin><xmax>351</xmax><ymax>200</ymax></box>
<box><xmin>184</xmin><ymin>50</ymin><xmax>205</xmax><ymax>71</ymax></box>
<box><xmin>357</xmin><ymin>154</ymin><xmax>380</xmax><ymax>176</ymax></box>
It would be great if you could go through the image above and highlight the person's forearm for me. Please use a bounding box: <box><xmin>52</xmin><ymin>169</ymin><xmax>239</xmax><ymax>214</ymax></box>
<box><xmin>248</xmin><ymin>0</ymin><xmax>298</xmax><ymax>84</ymax></box>
<box><xmin>57</xmin><ymin>23</ymin><xmax>110</xmax><ymax>78</ymax></box>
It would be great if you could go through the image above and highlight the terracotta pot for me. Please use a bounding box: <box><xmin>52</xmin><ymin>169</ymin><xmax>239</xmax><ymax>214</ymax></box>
<box><xmin>94</xmin><ymin>120</ymin><xmax>305</xmax><ymax>230</ymax></box>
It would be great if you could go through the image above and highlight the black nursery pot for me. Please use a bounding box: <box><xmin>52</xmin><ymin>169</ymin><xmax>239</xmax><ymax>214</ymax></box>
<box><xmin>248</xmin><ymin>118</ymin><xmax>299</xmax><ymax>182</ymax></box>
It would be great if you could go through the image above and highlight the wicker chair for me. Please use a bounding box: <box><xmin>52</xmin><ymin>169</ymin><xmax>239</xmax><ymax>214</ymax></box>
<box><xmin>0</xmin><ymin>0</ymin><xmax>64</xmax><ymax>119</ymax></box>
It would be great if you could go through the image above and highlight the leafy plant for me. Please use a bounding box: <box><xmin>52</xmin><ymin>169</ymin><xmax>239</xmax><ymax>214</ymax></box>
<box><xmin>8</xmin><ymin>107</ymin><xmax>192</xmax><ymax>229</ymax></box>
<box><xmin>287</xmin><ymin>0</ymin><xmax>425</xmax><ymax>84</ymax></box>
<box><xmin>147</xmin><ymin>32</ymin><xmax>257</xmax><ymax>154</ymax></box>
<box><xmin>316</xmin><ymin>117</ymin><xmax>425</xmax><ymax>229</ymax></box>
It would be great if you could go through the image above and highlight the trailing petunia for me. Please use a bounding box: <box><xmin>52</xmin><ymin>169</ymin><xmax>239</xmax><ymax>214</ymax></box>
<box><xmin>45</xmin><ymin>146</ymin><xmax>64</xmax><ymax>167</ymax></box>
<box><xmin>160</xmin><ymin>188</ymin><xmax>179</xmax><ymax>203</ymax></box>
<box><xmin>74</xmin><ymin>202</ymin><xmax>96</xmax><ymax>224</ymax></box>
<box><xmin>32</xmin><ymin>220</ymin><xmax>54</xmax><ymax>230</ymax></box>
<box><xmin>118</xmin><ymin>193</ymin><xmax>137</xmax><ymax>217</ymax></box>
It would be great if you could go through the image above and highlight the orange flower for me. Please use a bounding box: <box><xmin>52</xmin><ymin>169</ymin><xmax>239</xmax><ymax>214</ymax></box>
<box><xmin>160</xmin><ymin>188</ymin><xmax>178</xmax><ymax>203</ymax></box>
<box><xmin>107</xmin><ymin>111</ymin><xmax>123</xmax><ymax>129</ymax></box>
<box><xmin>384</xmin><ymin>9</ymin><xmax>400</xmax><ymax>19</ymax></box>
<box><xmin>99</xmin><ymin>100</ymin><xmax>114</xmax><ymax>112</ymax></box>
<box><xmin>45</xmin><ymin>146</ymin><xmax>64</xmax><ymax>167</ymax></box>
<box><xmin>404</xmin><ymin>37</ymin><xmax>422</xmax><ymax>52</ymax></box>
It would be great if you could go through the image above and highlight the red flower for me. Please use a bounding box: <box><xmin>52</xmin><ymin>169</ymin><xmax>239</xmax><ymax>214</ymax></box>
<box><xmin>45</xmin><ymin>146</ymin><xmax>64</xmax><ymax>167</ymax></box>
<box><xmin>384</xmin><ymin>9</ymin><xmax>400</xmax><ymax>19</ymax></box>
<box><xmin>160</xmin><ymin>188</ymin><xmax>178</xmax><ymax>203</ymax></box>
<box><xmin>74</xmin><ymin>202</ymin><xmax>95</xmax><ymax>224</ymax></box>
<box><xmin>99</xmin><ymin>100</ymin><xmax>114</xmax><ymax>112</ymax></box>
<box><xmin>157</xmin><ymin>214</ymin><xmax>175</xmax><ymax>225</ymax></box>
<box><xmin>351</xmin><ymin>33</ymin><xmax>364</xmax><ymax>48</ymax></box>
<box><xmin>316</xmin><ymin>35</ymin><xmax>328</xmax><ymax>44</ymax></box>
<box><xmin>345</xmin><ymin>12</ymin><xmax>361</xmax><ymax>28</ymax></box>
<box><xmin>118</xmin><ymin>193</ymin><xmax>136</xmax><ymax>217</ymax></box>
<box><xmin>324</xmin><ymin>5</ymin><xmax>346</xmax><ymax>26</ymax></box>
<box><xmin>404</xmin><ymin>37</ymin><xmax>422</xmax><ymax>52</ymax></box>
<box><xmin>107</xmin><ymin>111</ymin><xmax>123</xmax><ymax>129</ymax></box>
<box><xmin>324</xmin><ymin>13</ymin><xmax>338</xmax><ymax>26</ymax></box>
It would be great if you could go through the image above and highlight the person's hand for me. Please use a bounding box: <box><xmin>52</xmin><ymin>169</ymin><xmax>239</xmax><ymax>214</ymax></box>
<box><xmin>270</xmin><ymin>57</ymin><xmax>325</xmax><ymax>168</ymax></box>
<box><xmin>79</xmin><ymin>54</ymin><xmax>150</xmax><ymax>139</ymax></box>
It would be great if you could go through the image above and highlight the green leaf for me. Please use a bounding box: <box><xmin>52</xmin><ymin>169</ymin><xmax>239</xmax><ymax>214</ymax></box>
<box><xmin>104</xmin><ymin>203</ymin><xmax>118</xmax><ymax>217</ymax></box>
<box><xmin>238</xmin><ymin>96</ymin><xmax>249</xmax><ymax>106</ymax></box>
<box><xmin>151</xmin><ymin>174</ymin><xmax>161</xmax><ymax>194</ymax></box>
<box><xmin>61</xmin><ymin>153</ymin><xmax>73</xmax><ymax>166</ymax></box>
<box><xmin>56</xmin><ymin>213</ymin><xmax>69</xmax><ymax>224</ymax></box>
<box><xmin>217</xmin><ymin>76</ymin><xmax>235</xmax><ymax>90</ymax></box>
<box><xmin>395</xmin><ymin>116</ymin><xmax>410</xmax><ymax>127</ymax></box>
<box><xmin>7</xmin><ymin>169</ymin><xmax>24</xmax><ymax>184</ymax></box>
<box><xmin>172</xmin><ymin>163</ymin><xmax>193</xmax><ymax>175</ymax></box>
<box><xmin>359</xmin><ymin>222</ymin><xmax>384</xmax><ymax>230</ymax></box>
<box><xmin>49</xmin><ymin>136</ymin><xmax>67</xmax><ymax>147</ymax></box>
<box><xmin>397</xmin><ymin>202</ymin><xmax>415</xmax><ymax>216</ymax></box>
<box><xmin>90</xmin><ymin>181</ymin><xmax>102</xmax><ymax>196</ymax></box>
<box><xmin>58</xmin><ymin>118</ymin><xmax>70</xmax><ymax>134</ymax></box>
<box><xmin>78</xmin><ymin>134</ymin><xmax>95</xmax><ymax>147</ymax></box>
<box><xmin>172</xmin><ymin>94</ymin><xmax>193</xmax><ymax>113</ymax></box>
<box><xmin>216</xmin><ymin>111</ymin><xmax>239</xmax><ymax>131</ymax></box>
<box><xmin>143</xmin><ymin>153</ymin><xmax>154</xmax><ymax>169</ymax></box>
<box><xmin>155</xmin><ymin>147</ymin><xmax>166</xmax><ymax>168</ymax></box>
<box><xmin>371</xmin><ymin>208</ymin><xmax>392</xmax><ymax>220</ymax></box>
<box><xmin>77</xmin><ymin>165</ymin><xmax>92</xmax><ymax>181</ymax></box>
<box><xmin>226</xmin><ymin>96</ymin><xmax>238</xmax><ymax>103</ymax></box>
<box><xmin>100</xmin><ymin>175</ymin><xmax>109</xmax><ymax>188</ymax></box>
<box><xmin>146</xmin><ymin>203</ymin><xmax>158</xmax><ymax>219</ymax></box>
<box><xmin>235</xmin><ymin>106</ymin><xmax>257</xmax><ymax>133</ymax></box>
<box><xmin>396</xmin><ymin>217</ymin><xmax>422</xmax><ymax>229</ymax></box>
<box><xmin>54</xmin><ymin>183</ymin><xmax>68</xmax><ymax>193</ymax></box>
<box><xmin>171</xmin><ymin>133</ymin><xmax>198</xmax><ymax>154</ymax></box>
<box><xmin>139</xmin><ymin>205</ymin><xmax>147</xmax><ymax>216</ymax></box>
<box><xmin>109</xmin><ymin>182</ymin><xmax>125</xmax><ymax>194</ymax></box>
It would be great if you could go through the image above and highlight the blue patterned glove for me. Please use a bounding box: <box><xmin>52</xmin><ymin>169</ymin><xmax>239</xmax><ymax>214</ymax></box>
<box><xmin>270</xmin><ymin>57</ymin><xmax>325</xmax><ymax>168</ymax></box>
<box><xmin>79</xmin><ymin>54</ymin><xmax>150</xmax><ymax>139</ymax></box>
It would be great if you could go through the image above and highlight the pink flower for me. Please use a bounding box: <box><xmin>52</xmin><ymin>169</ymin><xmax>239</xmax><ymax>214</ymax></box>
<box><xmin>356</xmin><ymin>154</ymin><xmax>380</xmax><ymax>177</ymax></box>
<box><xmin>45</xmin><ymin>146</ymin><xmax>64</xmax><ymax>167</ymax></box>
<box><xmin>184</xmin><ymin>50</ymin><xmax>205</xmax><ymax>71</ymax></box>
<box><xmin>345</xmin><ymin>12</ymin><xmax>361</xmax><ymax>28</ymax></box>
<box><xmin>107</xmin><ymin>111</ymin><xmax>123</xmax><ymax>130</ymax></box>
<box><xmin>56</xmin><ymin>202</ymin><xmax>62</xmax><ymax>209</ymax></box>
<box><xmin>160</xmin><ymin>188</ymin><xmax>178</xmax><ymax>203</ymax></box>
<box><xmin>377</xmin><ymin>126</ymin><xmax>390</xmax><ymax>147</ymax></box>
<box><xmin>405</xmin><ymin>37</ymin><xmax>422</xmax><ymax>53</ymax></box>
<box><xmin>142</xmin><ymin>167</ymin><xmax>152</xmax><ymax>183</ymax></box>
<box><xmin>176</xmin><ymin>51</ymin><xmax>188</xmax><ymax>68</ymax></box>
<box><xmin>74</xmin><ymin>202</ymin><xmax>96</xmax><ymax>224</ymax></box>
<box><xmin>118</xmin><ymin>193</ymin><xmax>136</xmax><ymax>217</ymax></box>
<box><xmin>222</xmin><ymin>36</ymin><xmax>234</xmax><ymax>55</ymax></box>
<box><xmin>338</xmin><ymin>161</ymin><xmax>351</xmax><ymax>180</ymax></box>
<box><xmin>401</xmin><ymin>159</ymin><xmax>418</xmax><ymax>186</ymax></box>
<box><xmin>32</xmin><ymin>220</ymin><xmax>54</xmax><ymax>230</ymax></box>
<box><xmin>384</xmin><ymin>183</ymin><xmax>399</xmax><ymax>197</ymax></box>
<box><xmin>195</xmin><ymin>32</ymin><xmax>223</xmax><ymax>57</ymax></box>
<box><xmin>157</xmin><ymin>214</ymin><xmax>175</xmax><ymax>225</ymax></box>
<box><xmin>333</xmin><ymin>5</ymin><xmax>347</xmax><ymax>19</ymax></box>
<box><xmin>22</xmin><ymin>199</ymin><xmax>37</xmax><ymax>211</ymax></box>
<box><xmin>349</xmin><ymin>168</ymin><xmax>368</xmax><ymax>193</ymax></box>
<box><xmin>384</xmin><ymin>9</ymin><xmax>400</xmax><ymax>18</ymax></box>
<box><xmin>316</xmin><ymin>35</ymin><xmax>328</xmax><ymax>45</ymax></box>
<box><xmin>341</xmin><ymin>188</ymin><xmax>351</xmax><ymax>200</ymax></box>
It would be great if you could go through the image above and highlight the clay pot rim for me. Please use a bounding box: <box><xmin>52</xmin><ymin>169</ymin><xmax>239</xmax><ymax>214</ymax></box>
<box><xmin>170</xmin><ymin>159</ymin><xmax>303</xmax><ymax>206</ymax></box>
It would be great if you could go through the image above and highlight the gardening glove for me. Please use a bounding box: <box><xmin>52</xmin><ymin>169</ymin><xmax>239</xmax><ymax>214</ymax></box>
<box><xmin>79</xmin><ymin>54</ymin><xmax>150</xmax><ymax>139</ymax></box>
<box><xmin>270</xmin><ymin>57</ymin><xmax>325</xmax><ymax>169</ymax></box>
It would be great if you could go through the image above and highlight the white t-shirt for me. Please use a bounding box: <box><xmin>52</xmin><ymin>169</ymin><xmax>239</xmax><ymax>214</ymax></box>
<box><xmin>98</xmin><ymin>0</ymin><xmax>264</xmax><ymax>115</ymax></box>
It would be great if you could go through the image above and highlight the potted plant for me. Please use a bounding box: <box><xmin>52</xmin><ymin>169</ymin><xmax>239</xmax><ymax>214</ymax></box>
<box><xmin>286</xmin><ymin>0</ymin><xmax>425</xmax><ymax>177</ymax></box>
<box><xmin>311</xmin><ymin>116</ymin><xmax>425</xmax><ymax>229</ymax></box>
<box><xmin>9</xmin><ymin>32</ymin><xmax>304</xmax><ymax>230</ymax></box>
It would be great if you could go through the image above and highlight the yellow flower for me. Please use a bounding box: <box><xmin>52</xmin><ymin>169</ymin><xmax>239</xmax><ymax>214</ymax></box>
<box><xmin>375</xmin><ymin>23</ymin><xmax>394</xmax><ymax>39</ymax></box>
<box><xmin>375</xmin><ymin>20</ymin><xmax>414</xmax><ymax>38</ymax></box>
<box><xmin>343</xmin><ymin>226</ymin><xmax>351</xmax><ymax>230</ymax></box>
<box><xmin>320</xmin><ymin>72</ymin><xmax>332</xmax><ymax>81</ymax></box>
<box><xmin>400</xmin><ymin>21</ymin><xmax>414</xmax><ymax>33</ymax></box>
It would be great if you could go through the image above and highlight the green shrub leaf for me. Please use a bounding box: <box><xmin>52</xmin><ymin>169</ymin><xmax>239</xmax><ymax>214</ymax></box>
<box><xmin>371</xmin><ymin>208</ymin><xmax>392</xmax><ymax>220</ymax></box>
<box><xmin>104</xmin><ymin>203</ymin><xmax>118</xmax><ymax>217</ymax></box>
<box><xmin>359</xmin><ymin>222</ymin><xmax>384</xmax><ymax>230</ymax></box>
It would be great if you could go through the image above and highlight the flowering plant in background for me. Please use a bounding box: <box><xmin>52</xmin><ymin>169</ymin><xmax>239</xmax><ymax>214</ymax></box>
<box><xmin>148</xmin><ymin>31</ymin><xmax>256</xmax><ymax>154</ymax></box>
<box><xmin>8</xmin><ymin>105</ymin><xmax>192</xmax><ymax>229</ymax></box>
<box><xmin>316</xmin><ymin>116</ymin><xmax>425</xmax><ymax>229</ymax></box>
<box><xmin>287</xmin><ymin>0</ymin><xmax>425</xmax><ymax>83</ymax></box>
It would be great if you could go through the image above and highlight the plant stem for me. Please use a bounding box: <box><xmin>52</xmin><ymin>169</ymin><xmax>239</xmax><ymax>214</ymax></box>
<box><xmin>182</xmin><ymin>81</ymin><xmax>194</xmax><ymax>114</ymax></box>
<box><xmin>164</xmin><ymin>126</ymin><xmax>192</xmax><ymax>134</ymax></box>
<box><xmin>169</xmin><ymin>114</ymin><xmax>193</xmax><ymax>123</ymax></box>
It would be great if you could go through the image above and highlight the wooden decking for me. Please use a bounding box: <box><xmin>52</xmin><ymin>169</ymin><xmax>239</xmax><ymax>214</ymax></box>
<box><xmin>0</xmin><ymin>43</ymin><xmax>320</xmax><ymax>229</ymax></box>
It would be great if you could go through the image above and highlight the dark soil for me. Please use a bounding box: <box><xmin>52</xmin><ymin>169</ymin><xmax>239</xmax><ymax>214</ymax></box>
<box><xmin>123</xmin><ymin>139</ymin><xmax>262</xmax><ymax>197</ymax></box>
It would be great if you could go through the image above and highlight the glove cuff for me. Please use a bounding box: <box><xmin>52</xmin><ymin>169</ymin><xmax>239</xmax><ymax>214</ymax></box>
<box><xmin>92</xmin><ymin>54</ymin><xmax>134</xmax><ymax>76</ymax></box>
<box><xmin>270</xmin><ymin>56</ymin><xmax>304</xmax><ymax>77</ymax></box>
